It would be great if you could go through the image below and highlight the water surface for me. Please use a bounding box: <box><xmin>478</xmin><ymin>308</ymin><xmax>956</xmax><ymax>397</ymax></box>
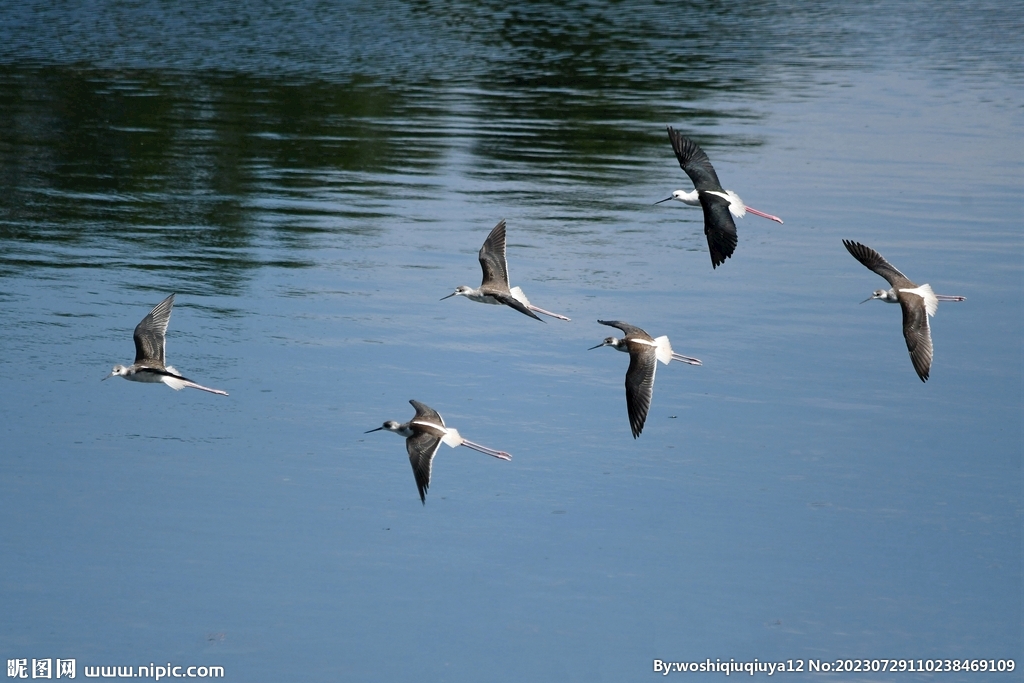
<box><xmin>1</xmin><ymin>2</ymin><xmax>1020</xmax><ymax>681</ymax></box>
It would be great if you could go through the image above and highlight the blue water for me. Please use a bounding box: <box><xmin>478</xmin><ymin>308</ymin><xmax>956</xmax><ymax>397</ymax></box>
<box><xmin>1</xmin><ymin>2</ymin><xmax>1020</xmax><ymax>681</ymax></box>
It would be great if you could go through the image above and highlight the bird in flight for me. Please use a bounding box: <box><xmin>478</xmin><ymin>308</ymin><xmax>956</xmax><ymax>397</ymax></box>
<box><xmin>366</xmin><ymin>400</ymin><xmax>511</xmax><ymax>504</ymax></box>
<box><xmin>590</xmin><ymin>320</ymin><xmax>701</xmax><ymax>438</ymax></box>
<box><xmin>658</xmin><ymin>126</ymin><xmax>783</xmax><ymax>268</ymax></box>
<box><xmin>104</xmin><ymin>294</ymin><xmax>228</xmax><ymax>395</ymax></box>
<box><xmin>442</xmin><ymin>219</ymin><xmax>570</xmax><ymax>321</ymax></box>
<box><xmin>843</xmin><ymin>240</ymin><xmax>965</xmax><ymax>382</ymax></box>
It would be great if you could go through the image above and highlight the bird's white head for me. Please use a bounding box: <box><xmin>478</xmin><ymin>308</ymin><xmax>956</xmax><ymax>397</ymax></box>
<box><xmin>365</xmin><ymin>420</ymin><xmax>413</xmax><ymax>437</ymax></box>
<box><xmin>589</xmin><ymin>336</ymin><xmax>625</xmax><ymax>352</ymax></box>
<box><xmin>655</xmin><ymin>189</ymin><xmax>701</xmax><ymax>207</ymax></box>
<box><xmin>441</xmin><ymin>286</ymin><xmax>474</xmax><ymax>301</ymax></box>
<box><xmin>861</xmin><ymin>288</ymin><xmax>897</xmax><ymax>304</ymax></box>
<box><xmin>103</xmin><ymin>364</ymin><xmax>129</xmax><ymax>381</ymax></box>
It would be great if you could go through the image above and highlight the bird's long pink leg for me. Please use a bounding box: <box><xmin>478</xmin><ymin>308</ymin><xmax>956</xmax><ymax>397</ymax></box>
<box><xmin>183</xmin><ymin>380</ymin><xmax>229</xmax><ymax>396</ymax></box>
<box><xmin>935</xmin><ymin>294</ymin><xmax>966</xmax><ymax>301</ymax></box>
<box><xmin>671</xmin><ymin>353</ymin><xmax>703</xmax><ymax>366</ymax></box>
<box><xmin>745</xmin><ymin>206</ymin><xmax>784</xmax><ymax>224</ymax></box>
<box><xmin>460</xmin><ymin>440</ymin><xmax>512</xmax><ymax>461</ymax></box>
<box><xmin>528</xmin><ymin>304</ymin><xmax>570</xmax><ymax>321</ymax></box>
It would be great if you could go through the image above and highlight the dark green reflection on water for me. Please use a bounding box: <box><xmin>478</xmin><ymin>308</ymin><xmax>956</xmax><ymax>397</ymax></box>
<box><xmin>7</xmin><ymin>1</ymin><xmax>1009</xmax><ymax>286</ymax></box>
<box><xmin>0</xmin><ymin>61</ymin><xmax>748</xmax><ymax>284</ymax></box>
<box><xmin>0</xmin><ymin>2</ymin><xmax>836</xmax><ymax>288</ymax></box>
<box><xmin>0</xmin><ymin>67</ymin><xmax>454</xmax><ymax>284</ymax></box>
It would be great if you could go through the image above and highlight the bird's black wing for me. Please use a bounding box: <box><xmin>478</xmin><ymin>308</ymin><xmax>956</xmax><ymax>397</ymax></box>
<box><xmin>842</xmin><ymin>240</ymin><xmax>914</xmax><ymax>289</ymax></box>
<box><xmin>133</xmin><ymin>293</ymin><xmax>174</xmax><ymax>364</ymax></box>
<box><xmin>597</xmin><ymin>320</ymin><xmax>650</xmax><ymax>339</ymax></box>
<box><xmin>409</xmin><ymin>399</ymin><xmax>444</xmax><ymax>427</ymax></box>
<box><xmin>406</xmin><ymin>430</ymin><xmax>441</xmax><ymax>504</ymax></box>
<box><xmin>624</xmin><ymin>345</ymin><xmax>657</xmax><ymax>439</ymax></box>
<box><xmin>900</xmin><ymin>296</ymin><xmax>933</xmax><ymax>382</ymax></box>
<box><xmin>478</xmin><ymin>219</ymin><xmax>510</xmax><ymax>288</ymax></box>
<box><xmin>491</xmin><ymin>291</ymin><xmax>543</xmax><ymax>321</ymax></box>
<box><xmin>667</xmin><ymin>127</ymin><xmax>723</xmax><ymax>191</ymax></box>
<box><xmin>699</xmin><ymin>193</ymin><xmax>738</xmax><ymax>268</ymax></box>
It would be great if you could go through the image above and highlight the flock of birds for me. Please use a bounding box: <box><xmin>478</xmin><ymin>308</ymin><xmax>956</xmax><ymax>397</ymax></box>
<box><xmin>105</xmin><ymin>127</ymin><xmax>965</xmax><ymax>504</ymax></box>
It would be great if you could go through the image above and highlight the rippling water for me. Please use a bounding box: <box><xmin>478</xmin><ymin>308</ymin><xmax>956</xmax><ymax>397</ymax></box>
<box><xmin>1</xmin><ymin>2</ymin><xmax>1020</xmax><ymax>681</ymax></box>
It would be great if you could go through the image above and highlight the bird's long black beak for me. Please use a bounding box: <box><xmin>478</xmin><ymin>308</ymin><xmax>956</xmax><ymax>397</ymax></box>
<box><xmin>440</xmin><ymin>292</ymin><xmax>456</xmax><ymax>301</ymax></box>
<box><xmin>859</xmin><ymin>296</ymin><xmax>873</xmax><ymax>304</ymax></box>
<box><xmin>587</xmin><ymin>342</ymin><xmax>607</xmax><ymax>351</ymax></box>
<box><xmin>654</xmin><ymin>196</ymin><xmax>674</xmax><ymax>205</ymax></box>
<box><xmin>364</xmin><ymin>426</ymin><xmax>385</xmax><ymax>434</ymax></box>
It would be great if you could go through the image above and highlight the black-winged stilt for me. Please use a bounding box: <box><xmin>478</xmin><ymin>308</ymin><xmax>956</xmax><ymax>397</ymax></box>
<box><xmin>442</xmin><ymin>219</ymin><xmax>570</xmax><ymax>321</ymax></box>
<box><xmin>589</xmin><ymin>320</ymin><xmax>701</xmax><ymax>438</ymax></box>
<box><xmin>843</xmin><ymin>240</ymin><xmax>965</xmax><ymax>382</ymax></box>
<box><xmin>365</xmin><ymin>400</ymin><xmax>511</xmax><ymax>504</ymax></box>
<box><xmin>103</xmin><ymin>293</ymin><xmax>228</xmax><ymax>396</ymax></box>
<box><xmin>658</xmin><ymin>127</ymin><xmax>783</xmax><ymax>268</ymax></box>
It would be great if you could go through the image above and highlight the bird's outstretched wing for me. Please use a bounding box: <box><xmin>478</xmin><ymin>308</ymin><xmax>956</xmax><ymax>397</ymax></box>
<box><xmin>667</xmin><ymin>127</ymin><xmax>723</xmax><ymax>191</ymax></box>
<box><xmin>409</xmin><ymin>400</ymin><xmax>444</xmax><ymax>427</ymax></box>
<box><xmin>624</xmin><ymin>345</ymin><xmax>657</xmax><ymax>439</ymax></box>
<box><xmin>133</xmin><ymin>293</ymin><xmax>174</xmax><ymax>364</ymax></box>
<box><xmin>843</xmin><ymin>240</ymin><xmax>914</xmax><ymax>289</ymax></box>
<box><xmin>406</xmin><ymin>431</ymin><xmax>441</xmax><ymax>504</ymax></box>
<box><xmin>478</xmin><ymin>219</ymin><xmax>510</xmax><ymax>289</ymax></box>
<box><xmin>493</xmin><ymin>291</ymin><xmax>543</xmax><ymax>321</ymax></box>
<box><xmin>597</xmin><ymin>320</ymin><xmax>650</xmax><ymax>339</ymax></box>
<box><xmin>900</xmin><ymin>298</ymin><xmax>933</xmax><ymax>382</ymax></box>
<box><xmin>700</xmin><ymin>193</ymin><xmax>738</xmax><ymax>268</ymax></box>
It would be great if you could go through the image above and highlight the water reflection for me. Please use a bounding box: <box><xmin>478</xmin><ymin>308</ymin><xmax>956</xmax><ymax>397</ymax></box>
<box><xmin>0</xmin><ymin>69</ymin><xmax>453</xmax><ymax>285</ymax></box>
<box><xmin>7</xmin><ymin>2</ymin><xmax>906</xmax><ymax>287</ymax></box>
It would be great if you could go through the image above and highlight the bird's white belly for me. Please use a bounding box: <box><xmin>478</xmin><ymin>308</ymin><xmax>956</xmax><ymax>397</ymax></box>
<box><xmin>899</xmin><ymin>284</ymin><xmax>938</xmax><ymax>316</ymax></box>
<box><xmin>653</xmin><ymin>335</ymin><xmax>674</xmax><ymax>365</ymax></box>
<box><xmin>441</xmin><ymin>428</ymin><xmax>464</xmax><ymax>448</ymax></box>
<box><xmin>467</xmin><ymin>293</ymin><xmax>502</xmax><ymax>305</ymax></box>
<box><xmin>509</xmin><ymin>286</ymin><xmax>532</xmax><ymax>306</ymax></box>
<box><xmin>125</xmin><ymin>371</ymin><xmax>165</xmax><ymax>384</ymax></box>
<box><xmin>705</xmin><ymin>189</ymin><xmax>746</xmax><ymax>218</ymax></box>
